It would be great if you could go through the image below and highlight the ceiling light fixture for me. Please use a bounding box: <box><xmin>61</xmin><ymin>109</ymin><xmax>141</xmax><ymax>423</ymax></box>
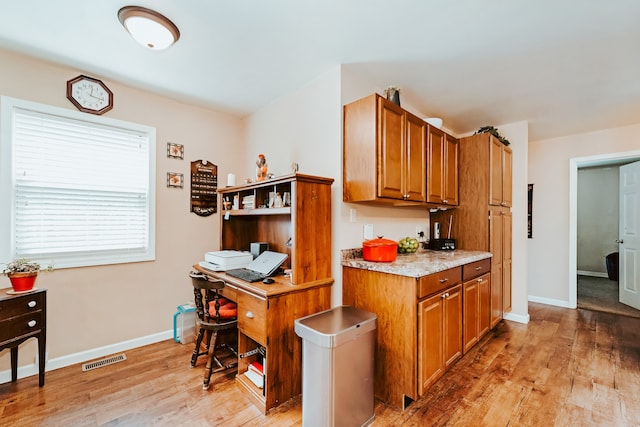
<box><xmin>118</xmin><ymin>6</ymin><xmax>180</xmax><ymax>50</ymax></box>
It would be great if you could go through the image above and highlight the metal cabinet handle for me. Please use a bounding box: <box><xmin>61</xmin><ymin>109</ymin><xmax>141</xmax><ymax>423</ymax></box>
<box><xmin>245</xmin><ymin>311</ymin><xmax>254</xmax><ymax>319</ymax></box>
<box><xmin>477</xmin><ymin>278</ymin><xmax>483</xmax><ymax>283</ymax></box>
<box><xmin>475</xmin><ymin>266</ymin><xmax>482</xmax><ymax>271</ymax></box>
<box><xmin>443</xmin><ymin>199</ymin><xmax>448</xmax><ymax>204</ymax></box>
<box><xmin>439</xmin><ymin>278</ymin><xmax>449</xmax><ymax>284</ymax></box>
<box><xmin>441</xmin><ymin>292</ymin><xmax>450</xmax><ymax>298</ymax></box>
<box><xmin>28</xmin><ymin>301</ymin><xmax>36</xmax><ymax>308</ymax></box>
<box><xmin>28</xmin><ymin>320</ymin><xmax>36</xmax><ymax>327</ymax></box>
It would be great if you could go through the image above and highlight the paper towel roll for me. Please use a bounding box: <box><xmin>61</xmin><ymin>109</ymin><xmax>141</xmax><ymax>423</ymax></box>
<box><xmin>227</xmin><ymin>173</ymin><xmax>236</xmax><ymax>187</ymax></box>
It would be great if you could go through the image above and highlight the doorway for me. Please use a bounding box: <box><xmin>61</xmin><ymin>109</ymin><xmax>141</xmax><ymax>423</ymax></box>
<box><xmin>569</xmin><ymin>151</ymin><xmax>640</xmax><ymax>312</ymax></box>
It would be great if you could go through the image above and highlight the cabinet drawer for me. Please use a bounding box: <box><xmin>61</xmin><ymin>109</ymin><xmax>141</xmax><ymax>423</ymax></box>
<box><xmin>0</xmin><ymin>293</ymin><xmax>45</xmax><ymax>319</ymax></box>
<box><xmin>0</xmin><ymin>310</ymin><xmax>44</xmax><ymax>343</ymax></box>
<box><xmin>418</xmin><ymin>267</ymin><xmax>462</xmax><ymax>299</ymax></box>
<box><xmin>237</xmin><ymin>292</ymin><xmax>267</xmax><ymax>344</ymax></box>
<box><xmin>462</xmin><ymin>258</ymin><xmax>491</xmax><ymax>281</ymax></box>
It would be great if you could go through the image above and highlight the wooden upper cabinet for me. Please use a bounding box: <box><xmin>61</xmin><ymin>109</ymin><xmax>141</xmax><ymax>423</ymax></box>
<box><xmin>444</xmin><ymin>133</ymin><xmax>459</xmax><ymax>205</ymax></box>
<box><xmin>405</xmin><ymin>112</ymin><xmax>428</xmax><ymax>201</ymax></box>
<box><xmin>378</xmin><ymin>100</ymin><xmax>405</xmax><ymax>199</ymax></box>
<box><xmin>343</xmin><ymin>93</ymin><xmax>426</xmax><ymax>205</ymax></box>
<box><xmin>426</xmin><ymin>126</ymin><xmax>444</xmax><ymax>204</ymax></box>
<box><xmin>489</xmin><ymin>136</ymin><xmax>512</xmax><ymax>207</ymax></box>
<box><xmin>427</xmin><ymin>126</ymin><xmax>458</xmax><ymax>206</ymax></box>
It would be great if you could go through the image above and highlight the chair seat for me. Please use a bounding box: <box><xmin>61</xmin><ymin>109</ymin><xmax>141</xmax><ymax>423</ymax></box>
<box><xmin>209</xmin><ymin>300</ymin><xmax>237</xmax><ymax>319</ymax></box>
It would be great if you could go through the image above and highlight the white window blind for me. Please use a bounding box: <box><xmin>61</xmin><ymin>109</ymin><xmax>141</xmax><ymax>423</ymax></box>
<box><xmin>1</xmin><ymin>97</ymin><xmax>156</xmax><ymax>268</ymax></box>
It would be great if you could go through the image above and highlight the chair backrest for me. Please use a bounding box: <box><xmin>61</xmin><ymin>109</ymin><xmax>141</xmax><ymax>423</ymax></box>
<box><xmin>189</xmin><ymin>271</ymin><xmax>229</xmax><ymax>323</ymax></box>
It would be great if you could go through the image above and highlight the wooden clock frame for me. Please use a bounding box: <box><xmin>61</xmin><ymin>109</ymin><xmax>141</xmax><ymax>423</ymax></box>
<box><xmin>66</xmin><ymin>75</ymin><xmax>114</xmax><ymax>115</ymax></box>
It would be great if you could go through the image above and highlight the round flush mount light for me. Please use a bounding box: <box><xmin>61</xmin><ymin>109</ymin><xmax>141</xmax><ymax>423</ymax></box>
<box><xmin>118</xmin><ymin>6</ymin><xmax>180</xmax><ymax>50</ymax></box>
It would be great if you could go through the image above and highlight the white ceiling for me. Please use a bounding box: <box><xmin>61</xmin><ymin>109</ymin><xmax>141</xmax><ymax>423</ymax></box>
<box><xmin>1</xmin><ymin>1</ymin><xmax>640</xmax><ymax>141</ymax></box>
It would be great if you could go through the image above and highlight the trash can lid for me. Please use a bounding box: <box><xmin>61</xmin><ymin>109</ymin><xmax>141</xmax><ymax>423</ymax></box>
<box><xmin>294</xmin><ymin>305</ymin><xmax>377</xmax><ymax>348</ymax></box>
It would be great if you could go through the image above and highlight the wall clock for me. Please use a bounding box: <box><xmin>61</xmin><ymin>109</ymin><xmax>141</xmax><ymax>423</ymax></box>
<box><xmin>66</xmin><ymin>75</ymin><xmax>114</xmax><ymax>115</ymax></box>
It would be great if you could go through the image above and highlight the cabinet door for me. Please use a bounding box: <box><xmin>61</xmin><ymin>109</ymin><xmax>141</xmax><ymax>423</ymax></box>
<box><xmin>418</xmin><ymin>292</ymin><xmax>444</xmax><ymax>394</ymax></box>
<box><xmin>478</xmin><ymin>273</ymin><xmax>491</xmax><ymax>338</ymax></box>
<box><xmin>405</xmin><ymin>112</ymin><xmax>427</xmax><ymax>202</ymax></box>
<box><xmin>502</xmin><ymin>211</ymin><xmax>513</xmax><ymax>313</ymax></box>
<box><xmin>489</xmin><ymin>136</ymin><xmax>504</xmax><ymax>206</ymax></box>
<box><xmin>443</xmin><ymin>284</ymin><xmax>462</xmax><ymax>369</ymax></box>
<box><xmin>489</xmin><ymin>207</ymin><xmax>503</xmax><ymax>327</ymax></box>
<box><xmin>443</xmin><ymin>133</ymin><xmax>459</xmax><ymax>205</ymax></box>
<box><xmin>463</xmin><ymin>280</ymin><xmax>479</xmax><ymax>353</ymax></box>
<box><xmin>427</xmin><ymin>126</ymin><xmax>445</xmax><ymax>204</ymax></box>
<box><xmin>502</xmin><ymin>146</ymin><xmax>513</xmax><ymax>207</ymax></box>
<box><xmin>378</xmin><ymin>99</ymin><xmax>405</xmax><ymax>200</ymax></box>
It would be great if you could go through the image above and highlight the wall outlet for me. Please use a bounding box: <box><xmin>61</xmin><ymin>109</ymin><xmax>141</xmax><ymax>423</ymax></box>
<box><xmin>363</xmin><ymin>224</ymin><xmax>374</xmax><ymax>240</ymax></box>
<box><xmin>416</xmin><ymin>226</ymin><xmax>423</xmax><ymax>236</ymax></box>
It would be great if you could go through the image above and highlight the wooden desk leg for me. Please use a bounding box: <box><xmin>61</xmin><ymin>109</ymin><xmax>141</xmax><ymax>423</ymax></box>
<box><xmin>38</xmin><ymin>333</ymin><xmax>46</xmax><ymax>387</ymax></box>
<box><xmin>10</xmin><ymin>347</ymin><xmax>18</xmax><ymax>382</ymax></box>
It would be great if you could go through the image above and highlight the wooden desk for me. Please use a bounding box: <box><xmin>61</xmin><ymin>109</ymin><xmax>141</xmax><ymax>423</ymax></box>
<box><xmin>193</xmin><ymin>265</ymin><xmax>332</xmax><ymax>413</ymax></box>
<box><xmin>0</xmin><ymin>288</ymin><xmax>47</xmax><ymax>386</ymax></box>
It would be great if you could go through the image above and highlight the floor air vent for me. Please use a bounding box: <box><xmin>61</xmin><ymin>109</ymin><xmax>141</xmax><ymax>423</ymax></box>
<box><xmin>82</xmin><ymin>353</ymin><xmax>127</xmax><ymax>372</ymax></box>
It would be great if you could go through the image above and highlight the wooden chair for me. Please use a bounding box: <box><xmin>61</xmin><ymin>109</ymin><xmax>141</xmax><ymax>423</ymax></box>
<box><xmin>189</xmin><ymin>271</ymin><xmax>238</xmax><ymax>390</ymax></box>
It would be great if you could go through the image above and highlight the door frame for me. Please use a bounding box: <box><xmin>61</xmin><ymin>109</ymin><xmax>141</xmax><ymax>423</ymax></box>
<box><xmin>569</xmin><ymin>150</ymin><xmax>640</xmax><ymax>308</ymax></box>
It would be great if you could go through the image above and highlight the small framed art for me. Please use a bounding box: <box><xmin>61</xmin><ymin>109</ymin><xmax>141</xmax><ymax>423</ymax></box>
<box><xmin>167</xmin><ymin>172</ymin><xmax>184</xmax><ymax>188</ymax></box>
<box><xmin>167</xmin><ymin>142</ymin><xmax>184</xmax><ymax>159</ymax></box>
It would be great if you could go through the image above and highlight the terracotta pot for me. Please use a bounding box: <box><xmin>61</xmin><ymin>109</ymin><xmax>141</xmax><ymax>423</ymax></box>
<box><xmin>362</xmin><ymin>236</ymin><xmax>398</xmax><ymax>262</ymax></box>
<box><xmin>8</xmin><ymin>271</ymin><xmax>38</xmax><ymax>292</ymax></box>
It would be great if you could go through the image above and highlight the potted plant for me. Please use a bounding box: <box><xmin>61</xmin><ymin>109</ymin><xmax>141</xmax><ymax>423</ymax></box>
<box><xmin>2</xmin><ymin>258</ymin><xmax>53</xmax><ymax>292</ymax></box>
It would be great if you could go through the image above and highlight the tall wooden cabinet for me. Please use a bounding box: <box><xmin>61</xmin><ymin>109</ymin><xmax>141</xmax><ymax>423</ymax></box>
<box><xmin>434</xmin><ymin>133</ymin><xmax>512</xmax><ymax>320</ymax></box>
<box><xmin>343</xmin><ymin>93</ymin><xmax>427</xmax><ymax>204</ymax></box>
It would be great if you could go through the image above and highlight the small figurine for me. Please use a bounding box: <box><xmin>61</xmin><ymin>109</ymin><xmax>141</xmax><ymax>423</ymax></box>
<box><xmin>256</xmin><ymin>154</ymin><xmax>268</xmax><ymax>181</ymax></box>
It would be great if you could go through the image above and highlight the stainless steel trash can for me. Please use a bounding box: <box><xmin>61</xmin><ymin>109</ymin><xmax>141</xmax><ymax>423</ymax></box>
<box><xmin>294</xmin><ymin>305</ymin><xmax>377</xmax><ymax>427</ymax></box>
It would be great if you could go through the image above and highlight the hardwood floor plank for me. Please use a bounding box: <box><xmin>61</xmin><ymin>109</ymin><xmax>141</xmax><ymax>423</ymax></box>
<box><xmin>2</xmin><ymin>303</ymin><xmax>640</xmax><ymax>426</ymax></box>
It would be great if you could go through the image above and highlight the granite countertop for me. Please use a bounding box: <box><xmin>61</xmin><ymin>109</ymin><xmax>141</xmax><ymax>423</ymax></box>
<box><xmin>341</xmin><ymin>247</ymin><xmax>491</xmax><ymax>278</ymax></box>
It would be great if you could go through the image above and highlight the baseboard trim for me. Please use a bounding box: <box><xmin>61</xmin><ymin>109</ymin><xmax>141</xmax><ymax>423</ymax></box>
<box><xmin>0</xmin><ymin>330</ymin><xmax>172</xmax><ymax>385</ymax></box>
<box><xmin>503</xmin><ymin>311</ymin><xmax>530</xmax><ymax>324</ymax></box>
<box><xmin>577</xmin><ymin>270</ymin><xmax>609</xmax><ymax>278</ymax></box>
<box><xmin>528</xmin><ymin>295</ymin><xmax>574</xmax><ymax>309</ymax></box>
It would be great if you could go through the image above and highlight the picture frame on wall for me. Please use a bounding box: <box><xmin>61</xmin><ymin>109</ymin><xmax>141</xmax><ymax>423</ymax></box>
<box><xmin>167</xmin><ymin>142</ymin><xmax>184</xmax><ymax>159</ymax></box>
<box><xmin>167</xmin><ymin>172</ymin><xmax>184</xmax><ymax>188</ymax></box>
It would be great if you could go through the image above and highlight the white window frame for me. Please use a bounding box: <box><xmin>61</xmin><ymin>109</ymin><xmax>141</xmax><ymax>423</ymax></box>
<box><xmin>0</xmin><ymin>96</ymin><xmax>156</xmax><ymax>269</ymax></box>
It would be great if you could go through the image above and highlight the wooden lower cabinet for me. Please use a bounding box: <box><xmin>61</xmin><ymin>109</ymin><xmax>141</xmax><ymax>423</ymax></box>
<box><xmin>418</xmin><ymin>284</ymin><xmax>462</xmax><ymax>394</ymax></box>
<box><xmin>343</xmin><ymin>265</ymin><xmax>467</xmax><ymax>409</ymax></box>
<box><xmin>463</xmin><ymin>273</ymin><xmax>491</xmax><ymax>353</ymax></box>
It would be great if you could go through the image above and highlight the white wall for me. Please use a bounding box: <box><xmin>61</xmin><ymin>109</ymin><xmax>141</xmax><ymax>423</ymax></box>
<box><xmin>577</xmin><ymin>166</ymin><xmax>619</xmax><ymax>275</ymax></box>
<box><xmin>0</xmin><ymin>48</ymin><xmax>245</xmax><ymax>374</ymax></box>
<box><xmin>528</xmin><ymin>124</ymin><xmax>640</xmax><ymax>306</ymax></box>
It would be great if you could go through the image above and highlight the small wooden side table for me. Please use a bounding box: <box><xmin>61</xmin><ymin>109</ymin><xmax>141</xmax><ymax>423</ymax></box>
<box><xmin>0</xmin><ymin>288</ymin><xmax>47</xmax><ymax>386</ymax></box>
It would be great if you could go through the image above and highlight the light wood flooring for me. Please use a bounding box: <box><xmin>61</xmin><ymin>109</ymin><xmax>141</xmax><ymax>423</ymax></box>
<box><xmin>2</xmin><ymin>302</ymin><xmax>640</xmax><ymax>426</ymax></box>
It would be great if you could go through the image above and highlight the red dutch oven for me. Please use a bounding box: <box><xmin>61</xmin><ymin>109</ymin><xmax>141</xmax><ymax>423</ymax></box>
<box><xmin>362</xmin><ymin>236</ymin><xmax>398</xmax><ymax>262</ymax></box>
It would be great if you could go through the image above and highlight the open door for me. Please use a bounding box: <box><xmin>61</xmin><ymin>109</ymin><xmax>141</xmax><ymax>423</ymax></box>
<box><xmin>619</xmin><ymin>161</ymin><xmax>640</xmax><ymax>309</ymax></box>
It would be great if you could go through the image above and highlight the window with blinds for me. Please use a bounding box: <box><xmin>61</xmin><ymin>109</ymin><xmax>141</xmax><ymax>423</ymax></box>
<box><xmin>0</xmin><ymin>96</ymin><xmax>156</xmax><ymax>269</ymax></box>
